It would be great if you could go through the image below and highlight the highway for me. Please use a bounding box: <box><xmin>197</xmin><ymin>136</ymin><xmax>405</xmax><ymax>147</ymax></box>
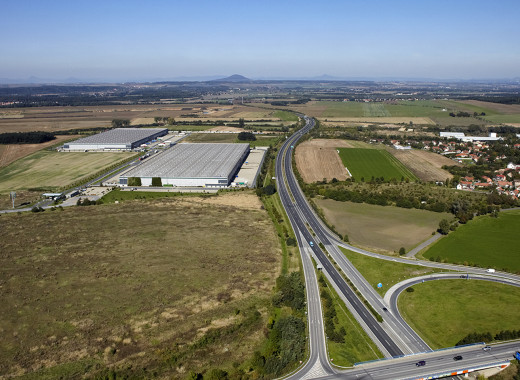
<box><xmin>276</xmin><ymin>116</ymin><xmax>520</xmax><ymax>379</ymax></box>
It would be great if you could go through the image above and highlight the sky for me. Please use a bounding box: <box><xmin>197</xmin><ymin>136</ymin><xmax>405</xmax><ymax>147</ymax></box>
<box><xmin>1</xmin><ymin>0</ymin><xmax>519</xmax><ymax>82</ymax></box>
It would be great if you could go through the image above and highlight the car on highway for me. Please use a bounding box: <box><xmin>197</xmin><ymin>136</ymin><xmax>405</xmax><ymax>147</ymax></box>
<box><xmin>309</xmin><ymin>241</ymin><xmax>314</xmax><ymax>247</ymax></box>
<box><xmin>453</xmin><ymin>355</ymin><xmax>463</xmax><ymax>361</ymax></box>
<box><xmin>482</xmin><ymin>346</ymin><xmax>491</xmax><ymax>351</ymax></box>
<box><xmin>416</xmin><ymin>360</ymin><xmax>425</xmax><ymax>367</ymax></box>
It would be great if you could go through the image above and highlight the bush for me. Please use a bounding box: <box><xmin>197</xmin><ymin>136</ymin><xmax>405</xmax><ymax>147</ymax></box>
<box><xmin>406</xmin><ymin>287</ymin><xmax>415</xmax><ymax>293</ymax></box>
<box><xmin>151</xmin><ymin>177</ymin><xmax>162</xmax><ymax>187</ymax></box>
<box><xmin>399</xmin><ymin>247</ymin><xmax>406</xmax><ymax>255</ymax></box>
<box><xmin>127</xmin><ymin>177</ymin><xmax>142</xmax><ymax>187</ymax></box>
<box><xmin>237</xmin><ymin>131</ymin><xmax>256</xmax><ymax>141</ymax></box>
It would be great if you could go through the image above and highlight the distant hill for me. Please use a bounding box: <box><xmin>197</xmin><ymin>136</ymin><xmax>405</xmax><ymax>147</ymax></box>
<box><xmin>211</xmin><ymin>74</ymin><xmax>251</xmax><ymax>83</ymax></box>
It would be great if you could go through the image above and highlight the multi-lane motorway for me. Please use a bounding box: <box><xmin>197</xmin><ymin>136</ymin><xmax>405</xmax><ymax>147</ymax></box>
<box><xmin>276</xmin><ymin>116</ymin><xmax>520</xmax><ymax>379</ymax></box>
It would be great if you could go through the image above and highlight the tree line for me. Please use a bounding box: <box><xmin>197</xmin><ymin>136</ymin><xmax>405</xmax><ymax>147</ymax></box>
<box><xmin>0</xmin><ymin>131</ymin><xmax>55</xmax><ymax>144</ymax></box>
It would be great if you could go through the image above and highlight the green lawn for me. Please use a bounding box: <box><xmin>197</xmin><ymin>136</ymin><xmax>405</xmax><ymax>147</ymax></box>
<box><xmin>0</xmin><ymin>151</ymin><xmax>135</xmax><ymax>192</ymax></box>
<box><xmin>398</xmin><ymin>280</ymin><xmax>520</xmax><ymax>348</ymax></box>
<box><xmin>340</xmin><ymin>247</ymin><xmax>443</xmax><ymax>296</ymax></box>
<box><xmin>273</xmin><ymin>110</ymin><xmax>299</xmax><ymax>122</ymax></box>
<box><xmin>483</xmin><ymin>114</ymin><xmax>520</xmax><ymax>124</ymax></box>
<box><xmin>320</xmin><ymin>101</ymin><xmax>365</xmax><ymax>118</ymax></box>
<box><xmin>423</xmin><ymin>209</ymin><xmax>520</xmax><ymax>273</ymax></box>
<box><xmin>183</xmin><ymin>133</ymin><xmax>281</xmax><ymax>147</ymax></box>
<box><xmin>337</xmin><ymin>148</ymin><xmax>417</xmax><ymax>182</ymax></box>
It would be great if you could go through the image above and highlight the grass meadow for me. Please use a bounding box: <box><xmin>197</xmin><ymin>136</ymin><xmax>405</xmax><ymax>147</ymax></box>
<box><xmin>339</xmin><ymin>247</ymin><xmax>443</xmax><ymax>296</ymax></box>
<box><xmin>0</xmin><ymin>151</ymin><xmax>135</xmax><ymax>193</ymax></box>
<box><xmin>422</xmin><ymin>209</ymin><xmax>520</xmax><ymax>273</ymax></box>
<box><xmin>0</xmin><ymin>194</ymin><xmax>280</xmax><ymax>378</ymax></box>
<box><xmin>316</xmin><ymin>199</ymin><xmax>452</xmax><ymax>253</ymax></box>
<box><xmin>398</xmin><ymin>280</ymin><xmax>520</xmax><ymax>348</ymax></box>
<box><xmin>337</xmin><ymin>148</ymin><xmax>417</xmax><ymax>182</ymax></box>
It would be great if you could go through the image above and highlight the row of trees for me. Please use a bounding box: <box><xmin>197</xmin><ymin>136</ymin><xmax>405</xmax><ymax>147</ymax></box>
<box><xmin>456</xmin><ymin>329</ymin><xmax>520</xmax><ymax>346</ymax></box>
<box><xmin>252</xmin><ymin>272</ymin><xmax>306</xmax><ymax>376</ymax></box>
<box><xmin>0</xmin><ymin>131</ymin><xmax>55</xmax><ymax>144</ymax></box>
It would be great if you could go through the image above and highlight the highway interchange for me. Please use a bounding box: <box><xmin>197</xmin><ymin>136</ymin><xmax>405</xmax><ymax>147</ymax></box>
<box><xmin>276</xmin><ymin>116</ymin><xmax>520</xmax><ymax>379</ymax></box>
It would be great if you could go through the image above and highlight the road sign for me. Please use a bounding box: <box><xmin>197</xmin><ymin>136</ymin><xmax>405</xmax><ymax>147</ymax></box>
<box><xmin>377</xmin><ymin>283</ymin><xmax>383</xmax><ymax>288</ymax></box>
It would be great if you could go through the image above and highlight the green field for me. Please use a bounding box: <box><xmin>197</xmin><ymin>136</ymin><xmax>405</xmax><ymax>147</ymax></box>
<box><xmin>423</xmin><ymin>210</ymin><xmax>520</xmax><ymax>273</ymax></box>
<box><xmin>340</xmin><ymin>247</ymin><xmax>443</xmax><ymax>296</ymax></box>
<box><xmin>273</xmin><ymin>110</ymin><xmax>299</xmax><ymax>122</ymax></box>
<box><xmin>337</xmin><ymin>148</ymin><xmax>417</xmax><ymax>182</ymax></box>
<box><xmin>398</xmin><ymin>280</ymin><xmax>520</xmax><ymax>348</ymax></box>
<box><xmin>0</xmin><ymin>194</ymin><xmax>280</xmax><ymax>378</ymax></box>
<box><xmin>316</xmin><ymin>199</ymin><xmax>453</xmax><ymax>253</ymax></box>
<box><xmin>0</xmin><ymin>151</ymin><xmax>135</xmax><ymax>193</ymax></box>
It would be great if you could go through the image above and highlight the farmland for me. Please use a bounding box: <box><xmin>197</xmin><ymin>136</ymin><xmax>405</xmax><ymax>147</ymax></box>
<box><xmin>0</xmin><ymin>104</ymin><xmax>295</xmax><ymax>134</ymax></box>
<box><xmin>385</xmin><ymin>148</ymin><xmax>456</xmax><ymax>182</ymax></box>
<box><xmin>398</xmin><ymin>280</ymin><xmax>520</xmax><ymax>348</ymax></box>
<box><xmin>287</xmin><ymin>99</ymin><xmax>520</xmax><ymax>126</ymax></box>
<box><xmin>422</xmin><ymin>210</ymin><xmax>520</xmax><ymax>273</ymax></box>
<box><xmin>295</xmin><ymin>139</ymin><xmax>352</xmax><ymax>183</ymax></box>
<box><xmin>337</xmin><ymin>148</ymin><xmax>417</xmax><ymax>182</ymax></box>
<box><xmin>0</xmin><ymin>193</ymin><xmax>280</xmax><ymax>378</ymax></box>
<box><xmin>0</xmin><ymin>135</ymin><xmax>78</xmax><ymax>168</ymax></box>
<box><xmin>184</xmin><ymin>133</ymin><xmax>282</xmax><ymax>147</ymax></box>
<box><xmin>0</xmin><ymin>150</ymin><xmax>134</xmax><ymax>193</ymax></box>
<box><xmin>316</xmin><ymin>199</ymin><xmax>452</xmax><ymax>253</ymax></box>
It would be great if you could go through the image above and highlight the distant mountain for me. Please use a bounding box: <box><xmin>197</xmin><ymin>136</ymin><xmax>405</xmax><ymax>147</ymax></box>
<box><xmin>211</xmin><ymin>74</ymin><xmax>251</xmax><ymax>83</ymax></box>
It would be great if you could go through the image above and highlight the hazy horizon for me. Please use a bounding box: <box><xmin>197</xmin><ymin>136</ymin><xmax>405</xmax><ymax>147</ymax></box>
<box><xmin>1</xmin><ymin>0</ymin><xmax>519</xmax><ymax>83</ymax></box>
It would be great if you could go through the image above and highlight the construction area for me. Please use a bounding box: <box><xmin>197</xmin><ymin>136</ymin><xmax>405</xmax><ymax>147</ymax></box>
<box><xmin>120</xmin><ymin>143</ymin><xmax>250</xmax><ymax>188</ymax></box>
<box><xmin>63</xmin><ymin>128</ymin><xmax>168</xmax><ymax>151</ymax></box>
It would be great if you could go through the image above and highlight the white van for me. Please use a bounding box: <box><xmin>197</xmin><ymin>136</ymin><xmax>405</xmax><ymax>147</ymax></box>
<box><xmin>486</xmin><ymin>268</ymin><xmax>495</xmax><ymax>273</ymax></box>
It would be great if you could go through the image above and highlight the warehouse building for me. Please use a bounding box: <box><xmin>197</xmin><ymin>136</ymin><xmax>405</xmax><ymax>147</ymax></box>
<box><xmin>120</xmin><ymin>143</ymin><xmax>250</xmax><ymax>187</ymax></box>
<box><xmin>63</xmin><ymin>128</ymin><xmax>168</xmax><ymax>151</ymax></box>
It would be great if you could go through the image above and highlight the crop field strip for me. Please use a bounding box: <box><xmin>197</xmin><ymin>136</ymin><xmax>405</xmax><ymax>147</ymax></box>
<box><xmin>337</xmin><ymin>148</ymin><xmax>417</xmax><ymax>181</ymax></box>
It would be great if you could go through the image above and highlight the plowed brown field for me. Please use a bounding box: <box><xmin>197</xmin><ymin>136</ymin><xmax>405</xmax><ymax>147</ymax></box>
<box><xmin>295</xmin><ymin>139</ymin><xmax>352</xmax><ymax>183</ymax></box>
<box><xmin>386</xmin><ymin>148</ymin><xmax>459</xmax><ymax>182</ymax></box>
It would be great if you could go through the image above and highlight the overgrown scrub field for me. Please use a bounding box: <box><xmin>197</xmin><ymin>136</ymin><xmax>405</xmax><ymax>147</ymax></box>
<box><xmin>0</xmin><ymin>193</ymin><xmax>280</xmax><ymax>378</ymax></box>
<box><xmin>0</xmin><ymin>151</ymin><xmax>134</xmax><ymax>192</ymax></box>
<box><xmin>337</xmin><ymin>148</ymin><xmax>417</xmax><ymax>182</ymax></box>
<box><xmin>316</xmin><ymin>199</ymin><xmax>452</xmax><ymax>253</ymax></box>
<box><xmin>398</xmin><ymin>280</ymin><xmax>520</xmax><ymax>348</ymax></box>
<box><xmin>423</xmin><ymin>210</ymin><xmax>520</xmax><ymax>273</ymax></box>
<box><xmin>339</xmin><ymin>247</ymin><xmax>443</xmax><ymax>296</ymax></box>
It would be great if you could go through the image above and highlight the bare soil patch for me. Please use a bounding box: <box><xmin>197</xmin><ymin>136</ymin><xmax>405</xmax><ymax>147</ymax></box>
<box><xmin>0</xmin><ymin>135</ymin><xmax>78</xmax><ymax>168</ymax></box>
<box><xmin>207</xmin><ymin>126</ymin><xmax>242</xmax><ymax>132</ymax></box>
<box><xmin>385</xmin><ymin>148</ymin><xmax>458</xmax><ymax>182</ymax></box>
<box><xmin>295</xmin><ymin>139</ymin><xmax>352</xmax><ymax>183</ymax></box>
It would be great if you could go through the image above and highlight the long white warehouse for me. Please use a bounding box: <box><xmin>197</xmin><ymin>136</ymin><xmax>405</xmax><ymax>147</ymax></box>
<box><xmin>120</xmin><ymin>143</ymin><xmax>250</xmax><ymax>187</ymax></box>
<box><xmin>63</xmin><ymin>128</ymin><xmax>168</xmax><ymax>151</ymax></box>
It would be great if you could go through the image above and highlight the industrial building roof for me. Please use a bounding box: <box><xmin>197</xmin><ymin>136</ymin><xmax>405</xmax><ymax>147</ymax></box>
<box><xmin>68</xmin><ymin>128</ymin><xmax>168</xmax><ymax>145</ymax></box>
<box><xmin>123</xmin><ymin>143</ymin><xmax>250</xmax><ymax>179</ymax></box>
